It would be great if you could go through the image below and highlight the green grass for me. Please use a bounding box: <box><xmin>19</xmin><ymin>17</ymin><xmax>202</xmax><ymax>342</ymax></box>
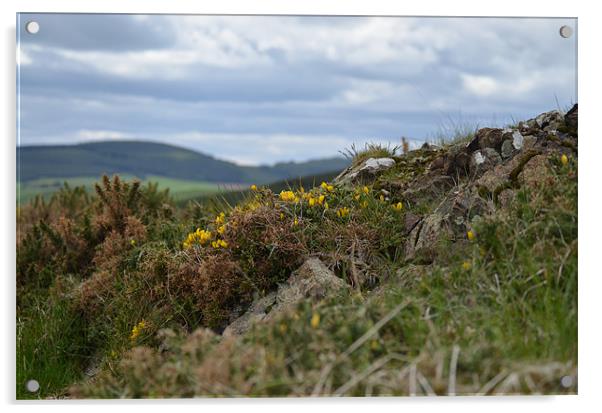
<box><xmin>18</xmin><ymin>175</ymin><xmax>232</xmax><ymax>205</ymax></box>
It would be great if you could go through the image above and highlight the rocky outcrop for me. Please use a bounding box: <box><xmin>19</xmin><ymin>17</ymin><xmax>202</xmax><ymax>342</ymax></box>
<box><xmin>223</xmin><ymin>258</ymin><xmax>348</xmax><ymax>337</ymax></box>
<box><xmin>402</xmin><ymin>104</ymin><xmax>578</xmax><ymax>263</ymax></box>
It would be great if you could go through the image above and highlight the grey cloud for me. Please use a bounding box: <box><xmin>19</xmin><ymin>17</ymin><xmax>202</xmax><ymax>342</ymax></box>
<box><xmin>18</xmin><ymin>13</ymin><xmax>177</xmax><ymax>51</ymax></box>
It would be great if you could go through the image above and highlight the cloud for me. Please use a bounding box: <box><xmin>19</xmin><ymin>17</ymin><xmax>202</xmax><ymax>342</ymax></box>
<box><xmin>17</xmin><ymin>14</ymin><xmax>577</xmax><ymax>165</ymax></box>
<box><xmin>461</xmin><ymin>74</ymin><xmax>499</xmax><ymax>96</ymax></box>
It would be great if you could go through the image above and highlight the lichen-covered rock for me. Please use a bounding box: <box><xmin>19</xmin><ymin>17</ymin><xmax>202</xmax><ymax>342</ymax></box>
<box><xmin>335</xmin><ymin>157</ymin><xmax>396</xmax><ymax>185</ymax></box>
<box><xmin>517</xmin><ymin>154</ymin><xmax>555</xmax><ymax>190</ymax></box>
<box><xmin>469</xmin><ymin>147</ymin><xmax>502</xmax><ymax>175</ymax></box>
<box><xmin>223</xmin><ymin>258</ymin><xmax>348</xmax><ymax>337</ymax></box>
<box><xmin>467</xmin><ymin>128</ymin><xmax>504</xmax><ymax>152</ymax></box>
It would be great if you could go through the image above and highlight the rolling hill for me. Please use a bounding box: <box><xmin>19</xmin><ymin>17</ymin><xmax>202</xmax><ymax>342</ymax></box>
<box><xmin>17</xmin><ymin>141</ymin><xmax>349</xmax><ymax>202</ymax></box>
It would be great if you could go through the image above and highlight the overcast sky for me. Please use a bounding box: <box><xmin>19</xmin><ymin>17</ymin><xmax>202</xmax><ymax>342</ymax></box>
<box><xmin>17</xmin><ymin>14</ymin><xmax>577</xmax><ymax>165</ymax></box>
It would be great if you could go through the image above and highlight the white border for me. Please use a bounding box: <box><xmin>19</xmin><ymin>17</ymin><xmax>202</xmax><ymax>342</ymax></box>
<box><xmin>2</xmin><ymin>1</ymin><xmax>600</xmax><ymax>412</ymax></box>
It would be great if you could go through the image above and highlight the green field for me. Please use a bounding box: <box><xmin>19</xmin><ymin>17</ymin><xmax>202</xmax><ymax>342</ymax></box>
<box><xmin>18</xmin><ymin>175</ymin><xmax>241</xmax><ymax>205</ymax></box>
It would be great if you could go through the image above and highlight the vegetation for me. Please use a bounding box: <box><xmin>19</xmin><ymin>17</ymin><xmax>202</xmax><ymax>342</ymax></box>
<box><xmin>16</xmin><ymin>125</ymin><xmax>577</xmax><ymax>398</ymax></box>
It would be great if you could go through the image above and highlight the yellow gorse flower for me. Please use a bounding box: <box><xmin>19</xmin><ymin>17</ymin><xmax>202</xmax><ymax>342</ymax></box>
<box><xmin>211</xmin><ymin>239</ymin><xmax>228</xmax><ymax>249</ymax></box>
<box><xmin>336</xmin><ymin>207</ymin><xmax>350</xmax><ymax>218</ymax></box>
<box><xmin>130</xmin><ymin>320</ymin><xmax>147</xmax><ymax>341</ymax></box>
<box><xmin>280</xmin><ymin>190</ymin><xmax>298</xmax><ymax>203</ymax></box>
<box><xmin>215</xmin><ymin>212</ymin><xmax>226</xmax><ymax>225</ymax></box>
<box><xmin>320</xmin><ymin>182</ymin><xmax>334</xmax><ymax>192</ymax></box>
<box><xmin>310</xmin><ymin>312</ymin><xmax>320</xmax><ymax>329</ymax></box>
<box><xmin>467</xmin><ymin>230</ymin><xmax>475</xmax><ymax>241</ymax></box>
<box><xmin>392</xmin><ymin>202</ymin><xmax>403</xmax><ymax>211</ymax></box>
<box><xmin>250</xmin><ymin>184</ymin><xmax>258</xmax><ymax>191</ymax></box>
<box><xmin>462</xmin><ymin>261</ymin><xmax>472</xmax><ymax>271</ymax></box>
<box><xmin>217</xmin><ymin>225</ymin><xmax>226</xmax><ymax>235</ymax></box>
<box><xmin>561</xmin><ymin>154</ymin><xmax>569</xmax><ymax>166</ymax></box>
<box><xmin>362</xmin><ymin>186</ymin><xmax>370</xmax><ymax>194</ymax></box>
<box><xmin>183</xmin><ymin>228</ymin><xmax>213</xmax><ymax>249</ymax></box>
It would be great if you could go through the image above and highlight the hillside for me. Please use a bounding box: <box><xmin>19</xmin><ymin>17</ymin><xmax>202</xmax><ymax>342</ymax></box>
<box><xmin>16</xmin><ymin>106</ymin><xmax>577</xmax><ymax>398</ymax></box>
<box><xmin>17</xmin><ymin>140</ymin><xmax>349</xmax><ymax>185</ymax></box>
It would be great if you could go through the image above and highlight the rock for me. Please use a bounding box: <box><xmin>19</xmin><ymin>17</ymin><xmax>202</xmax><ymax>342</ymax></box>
<box><xmin>223</xmin><ymin>258</ymin><xmax>348</xmax><ymax>337</ymax></box>
<box><xmin>361</xmin><ymin>157</ymin><xmax>395</xmax><ymax>172</ymax></box>
<box><xmin>517</xmin><ymin>154</ymin><xmax>555</xmax><ymax>190</ymax></box>
<box><xmin>222</xmin><ymin>292</ymin><xmax>277</xmax><ymax>337</ymax></box>
<box><xmin>404</xmin><ymin>212</ymin><xmax>452</xmax><ymax>262</ymax></box>
<box><xmin>443</xmin><ymin>146</ymin><xmax>470</xmax><ymax>176</ymax></box>
<box><xmin>403</xmin><ymin>213</ymin><xmax>422</xmax><ymax>235</ymax></box>
<box><xmin>334</xmin><ymin>157</ymin><xmax>395</xmax><ymax>185</ymax></box>
<box><xmin>500</xmin><ymin>131</ymin><xmax>524</xmax><ymax>159</ymax></box>
<box><xmin>467</xmin><ymin>128</ymin><xmax>504</xmax><ymax>153</ymax></box>
<box><xmin>401</xmin><ymin>173</ymin><xmax>454</xmax><ymax>204</ymax></box>
<box><xmin>497</xmin><ymin>189</ymin><xmax>516</xmax><ymax>208</ymax></box>
<box><xmin>469</xmin><ymin>148</ymin><xmax>502</xmax><ymax>175</ymax></box>
<box><xmin>565</xmin><ymin>103</ymin><xmax>578</xmax><ymax>131</ymax></box>
<box><xmin>501</xmin><ymin>139</ymin><xmax>515</xmax><ymax>159</ymax></box>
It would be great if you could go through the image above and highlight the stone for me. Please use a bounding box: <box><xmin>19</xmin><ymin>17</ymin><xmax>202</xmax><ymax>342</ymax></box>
<box><xmin>469</xmin><ymin>148</ymin><xmax>502</xmax><ymax>175</ymax></box>
<box><xmin>517</xmin><ymin>154</ymin><xmax>555</xmax><ymax>190</ymax></box>
<box><xmin>403</xmin><ymin>213</ymin><xmax>422</xmax><ymax>235</ymax></box>
<box><xmin>443</xmin><ymin>146</ymin><xmax>471</xmax><ymax>176</ymax></box>
<box><xmin>501</xmin><ymin>139</ymin><xmax>515</xmax><ymax>159</ymax></box>
<box><xmin>334</xmin><ymin>157</ymin><xmax>396</xmax><ymax>185</ymax></box>
<box><xmin>565</xmin><ymin>103</ymin><xmax>578</xmax><ymax>131</ymax></box>
<box><xmin>404</xmin><ymin>212</ymin><xmax>452</xmax><ymax>262</ymax></box>
<box><xmin>223</xmin><ymin>258</ymin><xmax>348</xmax><ymax>337</ymax></box>
<box><xmin>467</xmin><ymin>128</ymin><xmax>505</xmax><ymax>153</ymax></box>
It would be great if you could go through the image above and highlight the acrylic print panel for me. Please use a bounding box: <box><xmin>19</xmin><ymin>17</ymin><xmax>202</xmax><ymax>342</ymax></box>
<box><xmin>16</xmin><ymin>14</ymin><xmax>577</xmax><ymax>399</ymax></box>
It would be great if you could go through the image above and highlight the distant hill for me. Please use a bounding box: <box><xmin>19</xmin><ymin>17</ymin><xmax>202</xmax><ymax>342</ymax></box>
<box><xmin>17</xmin><ymin>141</ymin><xmax>349</xmax><ymax>184</ymax></box>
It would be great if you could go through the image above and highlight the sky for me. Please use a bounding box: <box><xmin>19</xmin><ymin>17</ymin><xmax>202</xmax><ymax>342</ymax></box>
<box><xmin>17</xmin><ymin>14</ymin><xmax>577</xmax><ymax>166</ymax></box>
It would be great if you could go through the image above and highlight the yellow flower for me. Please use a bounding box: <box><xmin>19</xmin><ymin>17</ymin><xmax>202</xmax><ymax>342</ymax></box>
<box><xmin>354</xmin><ymin>194</ymin><xmax>361</xmax><ymax>201</ymax></box>
<box><xmin>217</xmin><ymin>225</ymin><xmax>226</xmax><ymax>235</ymax></box>
<box><xmin>211</xmin><ymin>239</ymin><xmax>228</xmax><ymax>249</ymax></box>
<box><xmin>362</xmin><ymin>186</ymin><xmax>370</xmax><ymax>194</ymax></box>
<box><xmin>308</xmin><ymin>197</ymin><xmax>316</xmax><ymax>207</ymax></box>
<box><xmin>467</xmin><ymin>230</ymin><xmax>475</xmax><ymax>241</ymax></box>
<box><xmin>299</xmin><ymin>186</ymin><xmax>305</xmax><ymax>194</ymax></box>
<box><xmin>310</xmin><ymin>312</ymin><xmax>320</xmax><ymax>329</ymax></box>
<box><xmin>215</xmin><ymin>212</ymin><xmax>226</xmax><ymax>225</ymax></box>
<box><xmin>324</xmin><ymin>202</ymin><xmax>329</xmax><ymax>210</ymax></box>
<box><xmin>379</xmin><ymin>195</ymin><xmax>385</xmax><ymax>202</ymax></box>
<box><xmin>293</xmin><ymin>217</ymin><xmax>299</xmax><ymax>226</ymax></box>
<box><xmin>361</xmin><ymin>200</ymin><xmax>368</xmax><ymax>209</ymax></box>
<box><xmin>318</xmin><ymin>195</ymin><xmax>325</xmax><ymax>205</ymax></box>
<box><xmin>561</xmin><ymin>154</ymin><xmax>569</xmax><ymax>166</ymax></box>
<box><xmin>392</xmin><ymin>202</ymin><xmax>403</xmax><ymax>211</ymax></box>
<box><xmin>336</xmin><ymin>207</ymin><xmax>350</xmax><ymax>218</ymax></box>
<box><xmin>250</xmin><ymin>184</ymin><xmax>257</xmax><ymax>191</ymax></box>
<box><xmin>320</xmin><ymin>182</ymin><xmax>334</xmax><ymax>192</ymax></box>
<box><xmin>130</xmin><ymin>320</ymin><xmax>147</xmax><ymax>341</ymax></box>
<box><xmin>279</xmin><ymin>190</ymin><xmax>297</xmax><ymax>202</ymax></box>
<box><xmin>183</xmin><ymin>228</ymin><xmax>213</xmax><ymax>249</ymax></box>
<box><xmin>130</xmin><ymin>239</ymin><xmax>136</xmax><ymax>246</ymax></box>
<box><xmin>462</xmin><ymin>261</ymin><xmax>472</xmax><ymax>271</ymax></box>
